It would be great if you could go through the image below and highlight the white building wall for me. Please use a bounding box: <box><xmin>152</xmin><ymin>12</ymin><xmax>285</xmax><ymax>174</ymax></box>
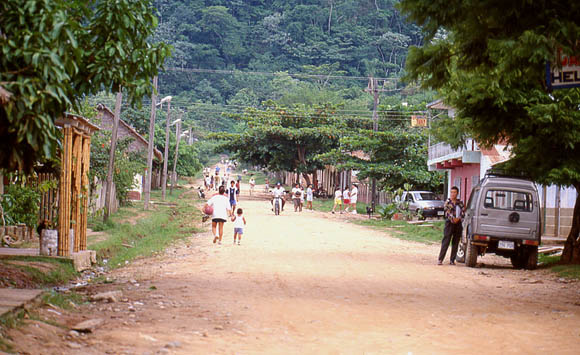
<box><xmin>540</xmin><ymin>185</ymin><xmax>577</xmax><ymax>208</ymax></box>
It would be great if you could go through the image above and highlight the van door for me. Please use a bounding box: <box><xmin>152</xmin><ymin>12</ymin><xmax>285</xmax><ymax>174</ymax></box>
<box><xmin>477</xmin><ymin>188</ymin><xmax>536</xmax><ymax>240</ymax></box>
<box><xmin>464</xmin><ymin>188</ymin><xmax>480</xmax><ymax>242</ymax></box>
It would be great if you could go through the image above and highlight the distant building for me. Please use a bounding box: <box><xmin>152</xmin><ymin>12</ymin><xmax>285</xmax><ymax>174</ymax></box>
<box><xmin>96</xmin><ymin>104</ymin><xmax>163</xmax><ymax>201</ymax></box>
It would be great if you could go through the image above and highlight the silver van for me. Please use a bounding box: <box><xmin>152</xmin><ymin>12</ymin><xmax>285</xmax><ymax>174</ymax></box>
<box><xmin>456</xmin><ymin>174</ymin><xmax>541</xmax><ymax>269</ymax></box>
<box><xmin>401</xmin><ymin>191</ymin><xmax>445</xmax><ymax>219</ymax></box>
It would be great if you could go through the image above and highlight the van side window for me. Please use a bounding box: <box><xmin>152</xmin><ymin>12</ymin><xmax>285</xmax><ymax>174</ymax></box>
<box><xmin>467</xmin><ymin>188</ymin><xmax>480</xmax><ymax>210</ymax></box>
<box><xmin>484</xmin><ymin>190</ymin><xmax>533</xmax><ymax>212</ymax></box>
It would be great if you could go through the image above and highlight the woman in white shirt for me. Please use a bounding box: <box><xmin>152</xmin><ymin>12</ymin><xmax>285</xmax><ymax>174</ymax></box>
<box><xmin>350</xmin><ymin>183</ymin><xmax>358</xmax><ymax>214</ymax></box>
<box><xmin>205</xmin><ymin>185</ymin><xmax>231</xmax><ymax>245</ymax></box>
<box><xmin>306</xmin><ymin>184</ymin><xmax>313</xmax><ymax>210</ymax></box>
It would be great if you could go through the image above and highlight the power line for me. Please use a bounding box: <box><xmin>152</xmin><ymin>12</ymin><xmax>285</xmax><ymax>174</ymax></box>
<box><xmin>163</xmin><ymin>67</ymin><xmax>402</xmax><ymax>82</ymax></box>
<box><xmin>146</xmin><ymin>107</ymin><xmax>418</xmax><ymax>122</ymax></box>
<box><xmin>143</xmin><ymin>102</ymin><xmax>423</xmax><ymax>117</ymax></box>
<box><xmin>141</xmin><ymin>100</ymin><xmax>427</xmax><ymax>116</ymax></box>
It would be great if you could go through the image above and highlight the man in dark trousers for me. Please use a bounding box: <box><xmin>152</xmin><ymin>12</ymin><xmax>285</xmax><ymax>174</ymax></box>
<box><xmin>438</xmin><ymin>186</ymin><xmax>465</xmax><ymax>265</ymax></box>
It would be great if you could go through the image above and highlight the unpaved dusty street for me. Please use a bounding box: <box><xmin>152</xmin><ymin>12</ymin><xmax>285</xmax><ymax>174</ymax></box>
<box><xmin>9</xmin><ymin>186</ymin><xmax>580</xmax><ymax>354</ymax></box>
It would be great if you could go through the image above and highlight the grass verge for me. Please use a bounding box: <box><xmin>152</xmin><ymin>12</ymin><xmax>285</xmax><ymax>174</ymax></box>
<box><xmin>0</xmin><ymin>256</ymin><xmax>78</xmax><ymax>288</ymax></box>
<box><xmin>353</xmin><ymin>218</ymin><xmax>445</xmax><ymax>244</ymax></box>
<box><xmin>312</xmin><ymin>198</ymin><xmax>444</xmax><ymax>244</ymax></box>
<box><xmin>312</xmin><ymin>198</ymin><xmax>371</xmax><ymax>214</ymax></box>
<box><xmin>538</xmin><ymin>253</ymin><xmax>580</xmax><ymax>280</ymax></box>
<box><xmin>88</xmin><ymin>188</ymin><xmax>202</xmax><ymax>268</ymax></box>
<box><xmin>41</xmin><ymin>290</ymin><xmax>84</xmax><ymax>310</ymax></box>
<box><xmin>242</xmin><ymin>170</ymin><xmax>268</xmax><ymax>185</ymax></box>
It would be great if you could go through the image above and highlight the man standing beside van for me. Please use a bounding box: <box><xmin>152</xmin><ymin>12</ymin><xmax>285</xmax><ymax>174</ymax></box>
<box><xmin>438</xmin><ymin>186</ymin><xmax>465</xmax><ymax>265</ymax></box>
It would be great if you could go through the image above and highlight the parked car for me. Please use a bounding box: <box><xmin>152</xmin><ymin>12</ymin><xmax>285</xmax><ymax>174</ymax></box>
<box><xmin>401</xmin><ymin>191</ymin><xmax>445</xmax><ymax>219</ymax></box>
<box><xmin>456</xmin><ymin>173</ymin><xmax>541</xmax><ymax>269</ymax></box>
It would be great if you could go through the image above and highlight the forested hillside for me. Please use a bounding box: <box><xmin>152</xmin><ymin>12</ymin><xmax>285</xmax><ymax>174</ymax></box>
<box><xmin>153</xmin><ymin>0</ymin><xmax>423</xmax><ymax>105</ymax></box>
<box><xmin>89</xmin><ymin>0</ymin><xmax>438</xmax><ymax>187</ymax></box>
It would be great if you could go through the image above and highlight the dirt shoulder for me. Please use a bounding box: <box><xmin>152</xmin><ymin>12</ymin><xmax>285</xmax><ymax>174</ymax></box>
<box><xmin>4</xmin><ymin>183</ymin><xmax>580</xmax><ymax>354</ymax></box>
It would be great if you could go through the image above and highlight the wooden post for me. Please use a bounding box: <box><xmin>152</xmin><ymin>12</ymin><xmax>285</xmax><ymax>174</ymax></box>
<box><xmin>104</xmin><ymin>91</ymin><xmax>123</xmax><ymax>221</ymax></box>
<box><xmin>80</xmin><ymin>135</ymin><xmax>91</xmax><ymax>250</ymax></box>
<box><xmin>72</xmin><ymin>133</ymin><xmax>83</xmax><ymax>252</ymax></box>
<box><xmin>58</xmin><ymin>125</ymin><xmax>73</xmax><ymax>256</ymax></box>
<box><xmin>144</xmin><ymin>76</ymin><xmax>158</xmax><ymax>210</ymax></box>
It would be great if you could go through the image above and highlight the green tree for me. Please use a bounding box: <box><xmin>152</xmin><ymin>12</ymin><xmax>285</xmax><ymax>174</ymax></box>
<box><xmin>216</xmin><ymin>103</ymin><xmax>345</xmax><ymax>185</ymax></box>
<box><xmin>400</xmin><ymin>0</ymin><xmax>580</xmax><ymax>263</ymax></box>
<box><xmin>320</xmin><ymin>127</ymin><xmax>443</xmax><ymax>191</ymax></box>
<box><xmin>0</xmin><ymin>0</ymin><xmax>170</xmax><ymax>172</ymax></box>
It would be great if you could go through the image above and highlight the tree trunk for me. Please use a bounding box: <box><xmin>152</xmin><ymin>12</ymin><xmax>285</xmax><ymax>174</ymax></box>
<box><xmin>327</xmin><ymin>0</ymin><xmax>333</xmax><ymax>34</ymax></box>
<box><xmin>297</xmin><ymin>146</ymin><xmax>306</xmax><ymax>165</ymax></box>
<box><xmin>302</xmin><ymin>172</ymin><xmax>312</xmax><ymax>186</ymax></box>
<box><xmin>561</xmin><ymin>183</ymin><xmax>580</xmax><ymax>264</ymax></box>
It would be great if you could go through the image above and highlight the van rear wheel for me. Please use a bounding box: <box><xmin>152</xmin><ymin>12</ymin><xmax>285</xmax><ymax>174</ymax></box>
<box><xmin>524</xmin><ymin>246</ymin><xmax>538</xmax><ymax>270</ymax></box>
<box><xmin>465</xmin><ymin>239</ymin><xmax>478</xmax><ymax>267</ymax></box>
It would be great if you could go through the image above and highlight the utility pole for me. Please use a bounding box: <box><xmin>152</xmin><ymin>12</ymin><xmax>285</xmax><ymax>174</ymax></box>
<box><xmin>144</xmin><ymin>76</ymin><xmax>158</xmax><ymax>210</ymax></box>
<box><xmin>161</xmin><ymin>98</ymin><xmax>172</xmax><ymax>200</ymax></box>
<box><xmin>170</xmin><ymin>113</ymin><xmax>183</xmax><ymax>195</ymax></box>
<box><xmin>104</xmin><ymin>91</ymin><xmax>123</xmax><ymax>222</ymax></box>
<box><xmin>365</xmin><ymin>77</ymin><xmax>386</xmax><ymax>211</ymax></box>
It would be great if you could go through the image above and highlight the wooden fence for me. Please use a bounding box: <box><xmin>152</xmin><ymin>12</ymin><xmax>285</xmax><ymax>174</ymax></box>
<box><xmin>276</xmin><ymin>168</ymin><xmax>393</xmax><ymax>206</ymax></box>
<box><xmin>37</xmin><ymin>173</ymin><xmax>58</xmax><ymax>226</ymax></box>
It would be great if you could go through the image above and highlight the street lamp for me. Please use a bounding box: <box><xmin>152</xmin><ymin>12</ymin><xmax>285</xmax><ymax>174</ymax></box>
<box><xmin>170</xmin><ymin>116</ymin><xmax>182</xmax><ymax>195</ymax></box>
<box><xmin>157</xmin><ymin>96</ymin><xmax>172</xmax><ymax>107</ymax></box>
<box><xmin>159</xmin><ymin>96</ymin><xmax>172</xmax><ymax>200</ymax></box>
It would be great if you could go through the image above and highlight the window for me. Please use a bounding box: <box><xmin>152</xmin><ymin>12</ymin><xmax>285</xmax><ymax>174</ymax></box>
<box><xmin>416</xmin><ymin>192</ymin><xmax>440</xmax><ymax>201</ymax></box>
<box><xmin>484</xmin><ymin>190</ymin><xmax>533</xmax><ymax>212</ymax></box>
<box><xmin>467</xmin><ymin>188</ymin><xmax>480</xmax><ymax>211</ymax></box>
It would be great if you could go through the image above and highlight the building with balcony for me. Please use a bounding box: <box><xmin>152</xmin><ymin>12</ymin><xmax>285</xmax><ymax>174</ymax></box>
<box><xmin>427</xmin><ymin>100</ymin><xmax>510</xmax><ymax>203</ymax></box>
<box><xmin>426</xmin><ymin>99</ymin><xmax>576</xmax><ymax>239</ymax></box>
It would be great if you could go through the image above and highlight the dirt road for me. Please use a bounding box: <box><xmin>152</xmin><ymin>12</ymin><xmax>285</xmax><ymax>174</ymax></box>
<box><xmin>8</xmin><ymin>185</ymin><xmax>580</xmax><ymax>354</ymax></box>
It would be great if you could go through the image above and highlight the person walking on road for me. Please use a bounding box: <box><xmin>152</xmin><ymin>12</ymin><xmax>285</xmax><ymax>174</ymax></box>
<box><xmin>342</xmin><ymin>187</ymin><xmax>351</xmax><ymax>213</ymax></box>
<box><xmin>299</xmin><ymin>184</ymin><xmax>305</xmax><ymax>211</ymax></box>
<box><xmin>292</xmin><ymin>183</ymin><xmax>302</xmax><ymax>212</ymax></box>
<box><xmin>249</xmin><ymin>176</ymin><xmax>256</xmax><ymax>196</ymax></box>
<box><xmin>214</xmin><ymin>173</ymin><xmax>221</xmax><ymax>191</ymax></box>
<box><xmin>306</xmin><ymin>184</ymin><xmax>313</xmax><ymax>211</ymax></box>
<box><xmin>438</xmin><ymin>186</ymin><xmax>465</xmax><ymax>265</ymax></box>
<box><xmin>350</xmin><ymin>183</ymin><xmax>358</xmax><ymax>214</ymax></box>
<box><xmin>331</xmin><ymin>187</ymin><xmax>343</xmax><ymax>214</ymax></box>
<box><xmin>205</xmin><ymin>185</ymin><xmax>231</xmax><ymax>245</ymax></box>
<box><xmin>231</xmin><ymin>208</ymin><xmax>246</xmax><ymax>245</ymax></box>
<box><xmin>228</xmin><ymin>180</ymin><xmax>238</xmax><ymax>215</ymax></box>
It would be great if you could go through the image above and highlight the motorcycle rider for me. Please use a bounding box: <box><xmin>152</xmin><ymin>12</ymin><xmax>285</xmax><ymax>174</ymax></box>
<box><xmin>271</xmin><ymin>182</ymin><xmax>286</xmax><ymax>212</ymax></box>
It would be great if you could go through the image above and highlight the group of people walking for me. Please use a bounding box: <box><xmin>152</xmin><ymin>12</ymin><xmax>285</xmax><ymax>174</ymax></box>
<box><xmin>204</xmin><ymin>165</ymin><xmax>247</xmax><ymax>246</ymax></box>
<box><xmin>331</xmin><ymin>184</ymin><xmax>358</xmax><ymax>214</ymax></box>
<box><xmin>203</xmin><ymin>164</ymin><xmax>241</xmax><ymax>193</ymax></box>
<box><xmin>289</xmin><ymin>183</ymin><xmax>313</xmax><ymax>212</ymax></box>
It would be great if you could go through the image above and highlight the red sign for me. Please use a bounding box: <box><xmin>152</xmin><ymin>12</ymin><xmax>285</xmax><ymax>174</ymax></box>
<box><xmin>546</xmin><ymin>49</ymin><xmax>580</xmax><ymax>90</ymax></box>
<box><xmin>411</xmin><ymin>115</ymin><xmax>427</xmax><ymax>127</ymax></box>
